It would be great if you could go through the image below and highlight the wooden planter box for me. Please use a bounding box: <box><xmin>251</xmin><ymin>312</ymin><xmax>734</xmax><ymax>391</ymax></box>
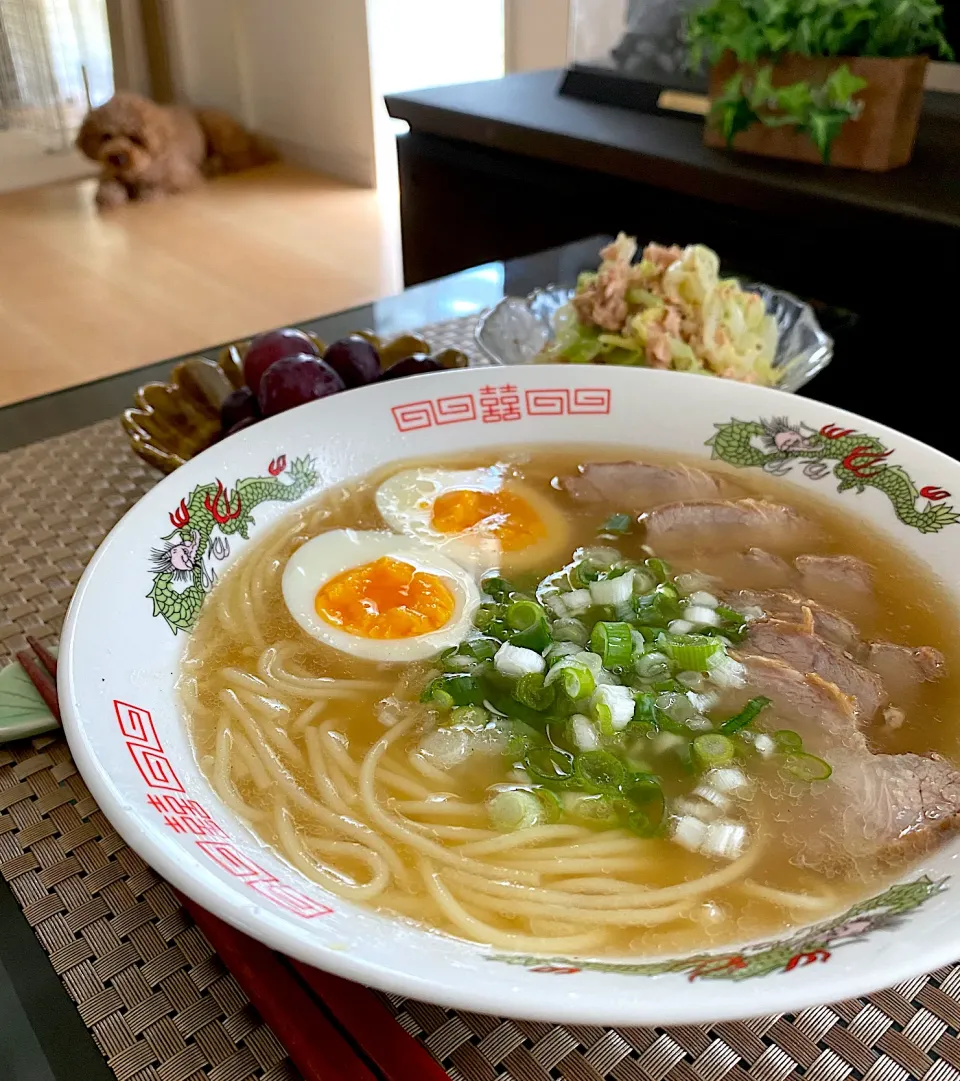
<box><xmin>705</xmin><ymin>54</ymin><xmax>928</xmax><ymax>171</ymax></box>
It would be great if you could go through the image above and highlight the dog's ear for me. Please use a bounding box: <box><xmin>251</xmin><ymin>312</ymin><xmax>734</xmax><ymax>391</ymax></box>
<box><xmin>75</xmin><ymin>113</ymin><xmax>100</xmax><ymax>160</ymax></box>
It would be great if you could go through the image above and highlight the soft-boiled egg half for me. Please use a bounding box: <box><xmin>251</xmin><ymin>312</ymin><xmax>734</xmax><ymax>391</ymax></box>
<box><xmin>374</xmin><ymin>466</ymin><xmax>569</xmax><ymax>572</ymax></box>
<box><xmin>282</xmin><ymin>529</ymin><xmax>480</xmax><ymax>661</ymax></box>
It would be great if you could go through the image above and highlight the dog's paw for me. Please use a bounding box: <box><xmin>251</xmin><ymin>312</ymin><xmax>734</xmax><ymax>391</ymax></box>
<box><xmin>95</xmin><ymin>179</ymin><xmax>128</xmax><ymax>209</ymax></box>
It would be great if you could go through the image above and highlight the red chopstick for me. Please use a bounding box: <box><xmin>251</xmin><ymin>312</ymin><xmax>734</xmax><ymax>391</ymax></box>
<box><xmin>16</xmin><ymin>642</ymin><xmax>61</xmax><ymax>722</ymax></box>
<box><xmin>21</xmin><ymin>637</ymin><xmax>445</xmax><ymax>1081</ymax></box>
<box><xmin>291</xmin><ymin>962</ymin><xmax>450</xmax><ymax>1081</ymax></box>
<box><xmin>179</xmin><ymin>893</ymin><xmax>378</xmax><ymax>1081</ymax></box>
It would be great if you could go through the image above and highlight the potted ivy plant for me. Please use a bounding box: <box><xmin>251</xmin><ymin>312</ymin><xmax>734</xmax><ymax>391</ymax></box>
<box><xmin>687</xmin><ymin>0</ymin><xmax>953</xmax><ymax>170</ymax></box>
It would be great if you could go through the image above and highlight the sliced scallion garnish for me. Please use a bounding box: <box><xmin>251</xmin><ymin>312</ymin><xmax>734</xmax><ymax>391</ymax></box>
<box><xmin>719</xmin><ymin>696</ymin><xmax>772</xmax><ymax>735</ymax></box>
<box><xmin>514</xmin><ymin>672</ymin><xmax>556</xmax><ymax>712</ymax></box>
<box><xmin>574</xmin><ymin>750</ymin><xmax>626</xmax><ymax>795</ymax></box>
<box><xmin>774</xmin><ymin>729</ymin><xmax>804</xmax><ymax>752</ymax></box>
<box><xmin>589</xmin><ymin>621</ymin><xmax>633</xmax><ymax>669</ymax></box>
<box><xmin>783</xmin><ymin>752</ymin><xmax>832</xmax><ymax>782</ymax></box>
<box><xmin>601</xmin><ymin>513</ymin><xmax>633</xmax><ymax>535</ymax></box>
<box><xmin>693</xmin><ymin>732</ymin><xmax>737</xmax><ymax>768</ymax></box>
<box><xmin>661</xmin><ymin>634</ymin><xmax>723</xmax><ymax>671</ymax></box>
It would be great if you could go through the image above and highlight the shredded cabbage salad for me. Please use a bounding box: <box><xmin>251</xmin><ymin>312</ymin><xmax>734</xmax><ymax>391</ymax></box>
<box><xmin>539</xmin><ymin>234</ymin><xmax>779</xmax><ymax>385</ymax></box>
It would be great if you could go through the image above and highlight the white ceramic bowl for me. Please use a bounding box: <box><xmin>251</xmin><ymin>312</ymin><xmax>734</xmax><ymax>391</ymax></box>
<box><xmin>61</xmin><ymin>365</ymin><xmax>960</xmax><ymax>1027</ymax></box>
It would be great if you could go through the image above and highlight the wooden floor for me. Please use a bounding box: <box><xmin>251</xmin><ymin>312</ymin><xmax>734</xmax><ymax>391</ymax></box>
<box><xmin>0</xmin><ymin>164</ymin><xmax>401</xmax><ymax>407</ymax></box>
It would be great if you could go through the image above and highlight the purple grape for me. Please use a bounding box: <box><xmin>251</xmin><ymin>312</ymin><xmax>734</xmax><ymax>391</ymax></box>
<box><xmin>379</xmin><ymin>353</ymin><xmax>443</xmax><ymax>380</ymax></box>
<box><xmin>244</xmin><ymin>328</ymin><xmax>320</xmax><ymax>393</ymax></box>
<box><xmin>223</xmin><ymin>416</ymin><xmax>259</xmax><ymax>439</ymax></box>
<box><xmin>258</xmin><ymin>354</ymin><xmax>345</xmax><ymax>417</ymax></box>
<box><xmin>221</xmin><ymin>386</ymin><xmax>260</xmax><ymax>431</ymax></box>
<box><xmin>323</xmin><ymin>336</ymin><xmax>381</xmax><ymax>388</ymax></box>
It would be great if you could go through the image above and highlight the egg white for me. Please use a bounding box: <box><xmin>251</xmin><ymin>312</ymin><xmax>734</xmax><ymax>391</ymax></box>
<box><xmin>281</xmin><ymin>529</ymin><xmax>480</xmax><ymax>662</ymax></box>
<box><xmin>374</xmin><ymin>466</ymin><xmax>569</xmax><ymax>572</ymax></box>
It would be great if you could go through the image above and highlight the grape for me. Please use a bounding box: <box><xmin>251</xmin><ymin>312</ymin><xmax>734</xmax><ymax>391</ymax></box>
<box><xmin>258</xmin><ymin>354</ymin><xmax>345</xmax><ymax>417</ymax></box>
<box><xmin>379</xmin><ymin>353</ymin><xmax>443</xmax><ymax>380</ymax></box>
<box><xmin>220</xmin><ymin>386</ymin><xmax>259</xmax><ymax>431</ymax></box>
<box><xmin>323</xmin><ymin>336</ymin><xmax>381</xmax><ymax>388</ymax></box>
<box><xmin>243</xmin><ymin>328</ymin><xmax>320</xmax><ymax>393</ymax></box>
<box><xmin>223</xmin><ymin>416</ymin><xmax>259</xmax><ymax>439</ymax></box>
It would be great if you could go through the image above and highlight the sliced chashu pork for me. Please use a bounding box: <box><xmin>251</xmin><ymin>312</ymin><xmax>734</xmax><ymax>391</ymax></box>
<box><xmin>728</xmin><ymin>589</ymin><xmax>860</xmax><ymax>652</ymax></box>
<box><xmin>738</xmin><ymin>656</ymin><xmax>960</xmax><ymax>864</ymax></box>
<box><xmin>561</xmin><ymin>461</ymin><xmax>728</xmax><ymax>509</ymax></box>
<box><xmin>742</xmin><ymin>619</ymin><xmax>886</xmax><ymax>719</ymax></box>
<box><xmin>796</xmin><ymin>554</ymin><xmax>873</xmax><ymax>595</ymax></box>
<box><xmin>866</xmin><ymin>642</ymin><xmax>946</xmax><ymax>702</ymax></box>
<box><xmin>642</xmin><ymin>499</ymin><xmax>817</xmax><ymax>554</ymax></box>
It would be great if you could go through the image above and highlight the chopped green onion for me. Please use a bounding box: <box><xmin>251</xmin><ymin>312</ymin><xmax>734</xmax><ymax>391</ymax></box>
<box><xmin>514</xmin><ymin>672</ymin><xmax>556</xmax><ymax>712</ymax></box>
<box><xmin>487</xmin><ymin>788</ymin><xmax>547</xmax><ymax>831</ymax></box>
<box><xmin>485</xmin><ymin>618</ymin><xmax>511</xmax><ymax>642</ymax></box>
<box><xmin>625</xmin><ymin>808</ymin><xmax>663</xmax><ymax>838</ymax></box>
<box><xmin>449</xmin><ymin>705</ymin><xmax>489</xmax><ymax>728</ymax></box>
<box><xmin>508</xmin><ymin>617</ymin><xmax>551</xmax><ymax>652</ymax></box>
<box><xmin>544</xmin><ymin>659</ymin><xmax>596</xmax><ymax>700</ymax></box>
<box><xmin>602</xmin><ymin>513</ymin><xmax>633</xmax><ymax>535</ymax></box>
<box><xmin>620</xmin><ymin>771</ymin><xmax>661</xmax><ymax>800</ymax></box>
<box><xmin>483</xmin><ymin>689</ymin><xmax>546</xmax><ymax>727</ymax></box>
<box><xmin>634</xmin><ymin>649</ymin><xmax>673</xmax><ymax>681</ymax></box>
<box><xmin>693</xmin><ymin>733</ymin><xmax>737</xmax><ymax>768</ymax></box>
<box><xmin>623</xmin><ymin>775</ymin><xmax>667</xmax><ymax>837</ymax></box>
<box><xmin>574</xmin><ymin>750</ymin><xmax>626</xmax><ymax>794</ymax></box>
<box><xmin>719</xmin><ymin>696</ymin><xmax>772</xmax><ymax>735</ymax></box>
<box><xmin>635</xmin><ymin>588</ymin><xmax>683</xmax><ymax>627</ymax></box>
<box><xmin>545</xmin><ymin>641</ymin><xmax>582</xmax><ymax>664</ymax></box>
<box><xmin>462</xmin><ymin>637</ymin><xmax>499</xmax><ymax>661</ymax></box>
<box><xmin>715</xmin><ymin>604</ymin><xmax>746</xmax><ymax>623</ymax></box>
<box><xmin>420</xmin><ymin>674</ymin><xmax>481</xmax><ymax>708</ymax></box>
<box><xmin>562</xmin><ymin>791</ymin><xmax>619</xmax><ymax>825</ymax></box>
<box><xmin>523</xmin><ymin>746</ymin><xmax>577</xmax><ymax>789</ymax></box>
<box><xmin>569</xmin><ymin>561</ymin><xmax>602</xmax><ymax>588</ymax></box>
<box><xmin>553</xmin><ymin>618</ymin><xmax>589</xmax><ymax>645</ymax></box>
<box><xmin>440</xmin><ymin>647</ymin><xmax>475</xmax><ymax>673</ymax></box>
<box><xmin>580</xmin><ymin>546</ymin><xmax>622</xmax><ymax>568</ymax></box>
<box><xmin>473</xmin><ymin>604</ymin><xmax>498</xmax><ymax>630</ymax></box>
<box><xmin>481</xmin><ymin>575</ymin><xmax>513</xmax><ymax>600</ymax></box>
<box><xmin>632</xmin><ymin>693</ymin><xmax>660</xmax><ymax>729</ymax></box>
<box><xmin>661</xmin><ymin>634</ymin><xmax>723</xmax><ymax>671</ymax></box>
<box><xmin>775</xmin><ymin>729</ymin><xmax>804</xmax><ymax>752</ymax></box>
<box><xmin>507</xmin><ymin>598</ymin><xmax>546</xmax><ymax>632</ymax></box>
<box><xmin>505</xmin><ymin>721</ymin><xmax>545</xmax><ymax>757</ymax></box>
<box><xmin>645</xmin><ymin>557</ymin><xmax>672</xmax><ymax>583</ymax></box>
<box><xmin>631</xmin><ymin>568</ymin><xmax>658</xmax><ymax>594</ymax></box>
<box><xmin>783</xmin><ymin>752</ymin><xmax>832</xmax><ymax>782</ymax></box>
<box><xmin>590</xmin><ymin>621</ymin><xmax>633</xmax><ymax>668</ymax></box>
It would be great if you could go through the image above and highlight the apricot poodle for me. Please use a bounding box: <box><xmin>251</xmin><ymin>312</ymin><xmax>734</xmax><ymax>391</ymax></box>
<box><xmin>76</xmin><ymin>92</ymin><xmax>275</xmax><ymax>209</ymax></box>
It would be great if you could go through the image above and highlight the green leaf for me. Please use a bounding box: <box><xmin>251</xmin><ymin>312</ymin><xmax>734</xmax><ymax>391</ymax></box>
<box><xmin>772</xmin><ymin>80</ymin><xmax>816</xmax><ymax>117</ymax></box>
<box><xmin>823</xmin><ymin>64</ymin><xmax>869</xmax><ymax>107</ymax></box>
<box><xmin>686</xmin><ymin>0</ymin><xmax>952</xmax><ymax>63</ymax></box>
<box><xmin>805</xmin><ymin>109</ymin><xmax>851</xmax><ymax>163</ymax></box>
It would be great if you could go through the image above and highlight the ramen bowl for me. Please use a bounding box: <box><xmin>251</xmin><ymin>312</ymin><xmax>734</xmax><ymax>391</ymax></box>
<box><xmin>60</xmin><ymin>365</ymin><xmax>960</xmax><ymax>1026</ymax></box>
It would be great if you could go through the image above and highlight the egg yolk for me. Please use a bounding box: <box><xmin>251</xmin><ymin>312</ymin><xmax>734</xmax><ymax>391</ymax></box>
<box><xmin>315</xmin><ymin>556</ymin><xmax>455</xmax><ymax>639</ymax></box>
<box><xmin>430</xmin><ymin>488</ymin><xmax>546</xmax><ymax>552</ymax></box>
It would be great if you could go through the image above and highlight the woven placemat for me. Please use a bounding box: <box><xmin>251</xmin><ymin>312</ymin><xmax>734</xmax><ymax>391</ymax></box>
<box><xmin>3</xmin><ymin>314</ymin><xmax>960</xmax><ymax>1081</ymax></box>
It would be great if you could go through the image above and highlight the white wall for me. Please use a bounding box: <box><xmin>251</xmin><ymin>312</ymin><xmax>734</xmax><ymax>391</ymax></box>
<box><xmin>165</xmin><ymin>0</ymin><xmax>378</xmax><ymax>188</ymax></box>
<box><xmin>505</xmin><ymin>0</ymin><xmax>570</xmax><ymax>73</ymax></box>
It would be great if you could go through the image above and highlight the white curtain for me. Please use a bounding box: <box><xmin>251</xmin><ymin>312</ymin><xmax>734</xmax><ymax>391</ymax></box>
<box><xmin>0</xmin><ymin>0</ymin><xmax>113</xmax><ymax>150</ymax></box>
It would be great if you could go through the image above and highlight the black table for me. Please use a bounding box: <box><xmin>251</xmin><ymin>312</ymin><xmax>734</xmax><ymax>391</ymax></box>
<box><xmin>0</xmin><ymin>236</ymin><xmax>954</xmax><ymax>1081</ymax></box>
